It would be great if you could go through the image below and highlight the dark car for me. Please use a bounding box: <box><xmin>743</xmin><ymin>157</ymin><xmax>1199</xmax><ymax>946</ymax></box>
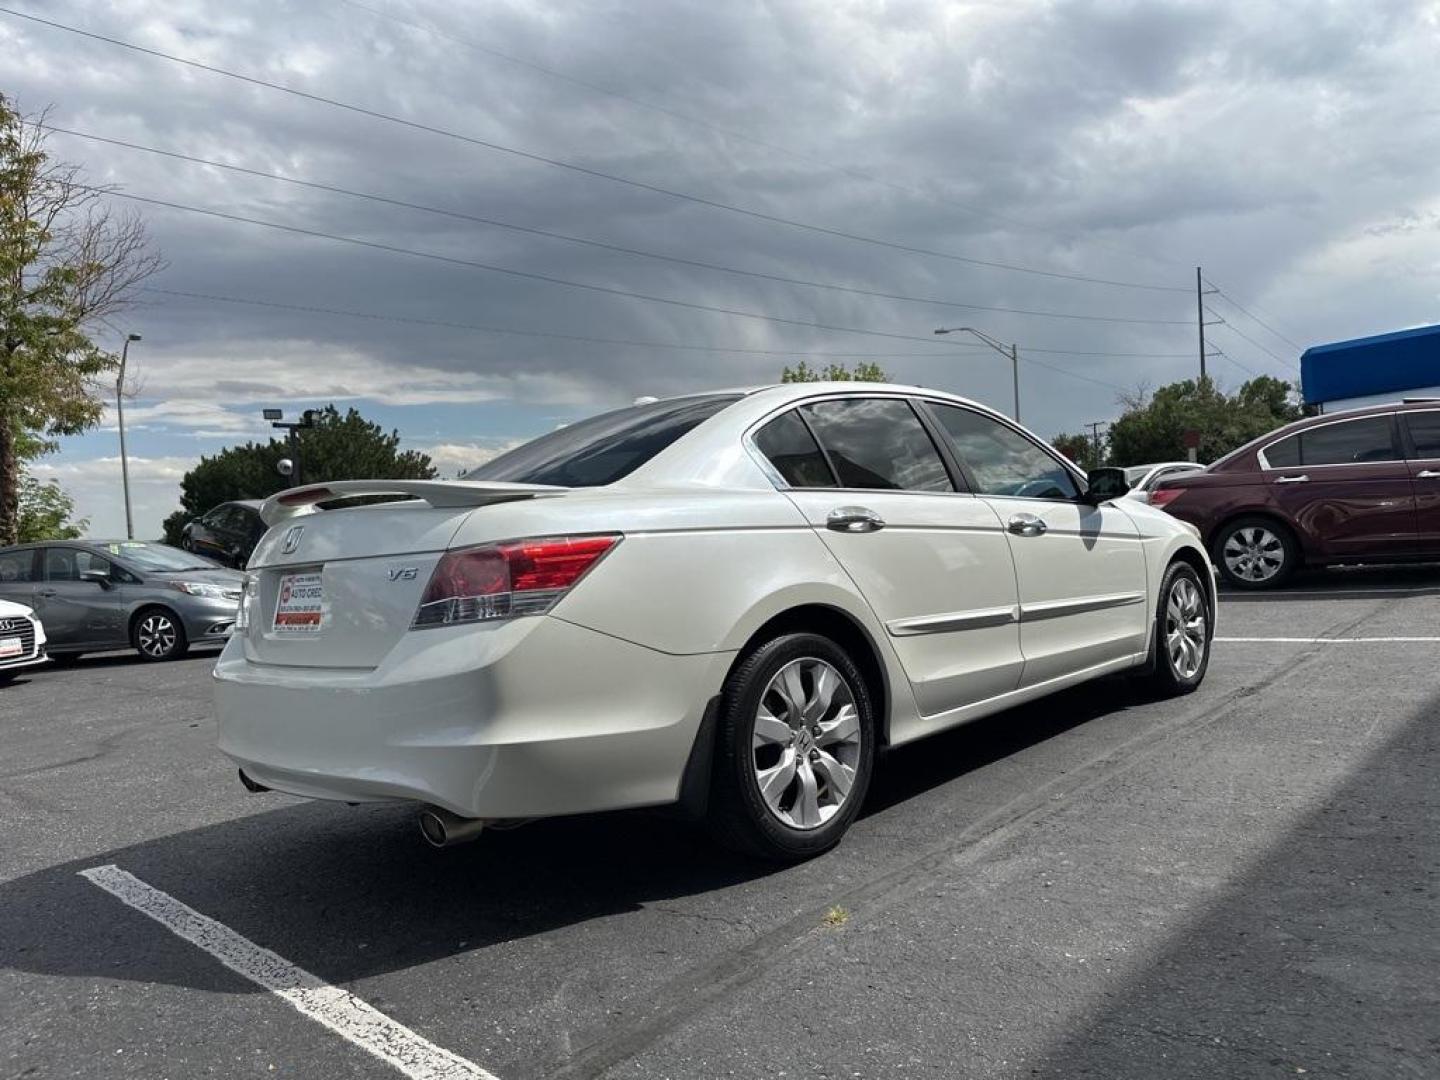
<box><xmin>0</xmin><ymin>541</ymin><xmax>243</xmax><ymax>662</ymax></box>
<box><xmin>1150</xmin><ymin>401</ymin><xmax>1440</xmax><ymax>589</ymax></box>
<box><xmin>180</xmin><ymin>500</ymin><xmax>266</xmax><ymax>568</ymax></box>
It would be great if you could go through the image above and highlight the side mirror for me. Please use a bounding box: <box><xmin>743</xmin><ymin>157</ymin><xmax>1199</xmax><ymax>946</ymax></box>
<box><xmin>79</xmin><ymin>568</ymin><xmax>112</xmax><ymax>588</ymax></box>
<box><xmin>1085</xmin><ymin>467</ymin><xmax>1130</xmax><ymax>503</ymax></box>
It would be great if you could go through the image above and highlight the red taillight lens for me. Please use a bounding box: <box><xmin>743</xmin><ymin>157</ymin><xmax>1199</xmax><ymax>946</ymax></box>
<box><xmin>413</xmin><ymin>534</ymin><xmax>619</xmax><ymax>629</ymax></box>
<box><xmin>1149</xmin><ymin>487</ymin><xmax>1185</xmax><ymax>510</ymax></box>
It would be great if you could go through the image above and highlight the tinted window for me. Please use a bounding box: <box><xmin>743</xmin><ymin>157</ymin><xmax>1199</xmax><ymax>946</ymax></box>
<box><xmin>1263</xmin><ymin>435</ymin><xmax>1300</xmax><ymax>468</ymax></box>
<box><xmin>467</xmin><ymin>395</ymin><xmax>741</xmax><ymax>487</ymax></box>
<box><xmin>0</xmin><ymin>550</ymin><xmax>36</xmax><ymax>583</ymax></box>
<box><xmin>930</xmin><ymin>405</ymin><xmax>1079</xmax><ymax>500</ymax></box>
<box><xmin>799</xmin><ymin>399</ymin><xmax>953</xmax><ymax>492</ymax></box>
<box><xmin>1405</xmin><ymin>412</ymin><xmax>1440</xmax><ymax>458</ymax></box>
<box><xmin>1299</xmin><ymin>418</ymin><xmax>1397</xmax><ymax>466</ymax></box>
<box><xmin>753</xmin><ymin>410</ymin><xmax>836</xmax><ymax>487</ymax></box>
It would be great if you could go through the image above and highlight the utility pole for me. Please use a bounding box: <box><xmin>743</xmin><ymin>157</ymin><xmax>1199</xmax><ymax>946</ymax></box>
<box><xmin>1085</xmin><ymin>420</ymin><xmax>1106</xmax><ymax>469</ymax></box>
<box><xmin>1196</xmin><ymin>266</ymin><xmax>1206</xmax><ymax>382</ymax></box>
<box><xmin>116</xmin><ymin>333</ymin><xmax>142</xmax><ymax>539</ymax></box>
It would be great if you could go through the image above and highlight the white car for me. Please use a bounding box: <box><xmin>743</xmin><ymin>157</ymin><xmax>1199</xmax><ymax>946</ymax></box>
<box><xmin>1122</xmin><ymin>461</ymin><xmax>1205</xmax><ymax>503</ymax></box>
<box><xmin>215</xmin><ymin>384</ymin><xmax>1216</xmax><ymax>860</ymax></box>
<box><xmin>0</xmin><ymin>598</ymin><xmax>47</xmax><ymax>682</ymax></box>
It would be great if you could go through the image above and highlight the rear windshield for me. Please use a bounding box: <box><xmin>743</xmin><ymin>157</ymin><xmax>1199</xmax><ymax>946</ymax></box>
<box><xmin>466</xmin><ymin>394</ymin><xmax>742</xmax><ymax>487</ymax></box>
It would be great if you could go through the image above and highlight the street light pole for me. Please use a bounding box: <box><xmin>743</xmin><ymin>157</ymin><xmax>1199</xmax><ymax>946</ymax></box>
<box><xmin>933</xmin><ymin>326</ymin><xmax>1020</xmax><ymax>423</ymax></box>
<box><xmin>116</xmin><ymin>333</ymin><xmax>141</xmax><ymax>540</ymax></box>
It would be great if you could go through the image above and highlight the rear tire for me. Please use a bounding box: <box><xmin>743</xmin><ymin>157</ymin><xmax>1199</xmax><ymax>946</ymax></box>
<box><xmin>707</xmin><ymin>632</ymin><xmax>876</xmax><ymax>862</ymax></box>
<box><xmin>1146</xmin><ymin>562</ymin><xmax>1211</xmax><ymax>696</ymax></box>
<box><xmin>132</xmin><ymin>607</ymin><xmax>189</xmax><ymax>662</ymax></box>
<box><xmin>1213</xmin><ymin>515</ymin><xmax>1298</xmax><ymax>589</ymax></box>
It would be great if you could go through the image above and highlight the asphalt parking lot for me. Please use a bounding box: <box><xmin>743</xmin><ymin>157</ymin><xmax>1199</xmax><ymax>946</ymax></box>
<box><xmin>2</xmin><ymin>567</ymin><xmax>1437</xmax><ymax>1080</ymax></box>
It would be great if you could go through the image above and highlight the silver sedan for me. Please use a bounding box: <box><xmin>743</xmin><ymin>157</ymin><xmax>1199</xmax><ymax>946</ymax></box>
<box><xmin>0</xmin><ymin>541</ymin><xmax>243</xmax><ymax>662</ymax></box>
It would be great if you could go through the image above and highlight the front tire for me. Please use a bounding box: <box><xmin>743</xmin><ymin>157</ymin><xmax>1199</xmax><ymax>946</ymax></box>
<box><xmin>132</xmin><ymin>607</ymin><xmax>189</xmax><ymax>662</ymax></box>
<box><xmin>708</xmin><ymin>632</ymin><xmax>876</xmax><ymax>861</ymax></box>
<box><xmin>1146</xmin><ymin>562</ymin><xmax>1211</xmax><ymax>696</ymax></box>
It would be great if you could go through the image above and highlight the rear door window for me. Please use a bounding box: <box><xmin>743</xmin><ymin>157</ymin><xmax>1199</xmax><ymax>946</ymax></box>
<box><xmin>0</xmin><ymin>550</ymin><xmax>36</xmax><ymax>584</ymax></box>
<box><xmin>1297</xmin><ymin>417</ymin><xmax>1398</xmax><ymax>466</ymax></box>
<box><xmin>752</xmin><ymin>410</ymin><xmax>836</xmax><ymax>487</ymax></box>
<box><xmin>1404</xmin><ymin>412</ymin><xmax>1440</xmax><ymax>458</ymax></box>
<box><xmin>799</xmin><ymin>399</ymin><xmax>954</xmax><ymax>492</ymax></box>
<box><xmin>467</xmin><ymin>395</ymin><xmax>741</xmax><ymax>487</ymax></box>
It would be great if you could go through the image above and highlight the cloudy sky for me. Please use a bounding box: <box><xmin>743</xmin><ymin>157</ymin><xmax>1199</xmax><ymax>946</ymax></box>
<box><xmin>6</xmin><ymin>0</ymin><xmax>1439</xmax><ymax>538</ymax></box>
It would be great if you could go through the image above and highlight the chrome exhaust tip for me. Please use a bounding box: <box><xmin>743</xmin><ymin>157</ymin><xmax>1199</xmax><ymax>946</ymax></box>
<box><xmin>418</xmin><ymin>807</ymin><xmax>487</xmax><ymax>848</ymax></box>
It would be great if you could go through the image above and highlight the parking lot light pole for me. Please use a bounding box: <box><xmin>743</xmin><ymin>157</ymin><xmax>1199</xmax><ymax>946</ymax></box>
<box><xmin>934</xmin><ymin>326</ymin><xmax>1020</xmax><ymax>423</ymax></box>
<box><xmin>116</xmin><ymin>333</ymin><xmax>142</xmax><ymax>540</ymax></box>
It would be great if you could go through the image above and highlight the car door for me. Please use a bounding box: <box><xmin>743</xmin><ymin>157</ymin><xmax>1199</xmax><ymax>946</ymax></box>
<box><xmin>1399</xmin><ymin>408</ymin><xmax>1440</xmax><ymax>554</ymax></box>
<box><xmin>34</xmin><ymin>548</ymin><xmax>126</xmax><ymax>647</ymax></box>
<box><xmin>752</xmin><ymin>397</ymin><xmax>1024</xmax><ymax>716</ymax></box>
<box><xmin>190</xmin><ymin>508</ymin><xmax>231</xmax><ymax>563</ymax></box>
<box><xmin>1259</xmin><ymin>414</ymin><xmax>1416</xmax><ymax>558</ymax></box>
<box><xmin>924</xmin><ymin>403</ymin><xmax>1148</xmax><ymax>687</ymax></box>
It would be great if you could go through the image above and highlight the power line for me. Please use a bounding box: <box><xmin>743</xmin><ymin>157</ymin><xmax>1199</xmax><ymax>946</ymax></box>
<box><xmin>1208</xmin><ymin>316</ymin><xmax>1301</xmax><ymax>374</ymax></box>
<box><xmin>141</xmin><ymin>285</ymin><xmax>1195</xmax><ymax>362</ymax></box>
<box><xmin>1207</xmin><ymin>347</ymin><xmax>1260</xmax><ymax>379</ymax></box>
<box><xmin>1203</xmin><ymin>279</ymin><xmax>1306</xmax><ymax>351</ymax></box>
<box><xmin>337</xmin><ymin>0</ymin><xmax>1185</xmax><ymax>273</ymax></box>
<box><xmin>2</xmin><ymin>6</ymin><xmax>1189</xmax><ymax>294</ymax></box>
<box><xmin>49</xmin><ymin>126</ymin><xmax>1190</xmax><ymax>327</ymax></box>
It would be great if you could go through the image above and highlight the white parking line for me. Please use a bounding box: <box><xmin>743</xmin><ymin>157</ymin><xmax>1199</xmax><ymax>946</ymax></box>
<box><xmin>1216</xmin><ymin>636</ymin><xmax>1440</xmax><ymax>644</ymax></box>
<box><xmin>79</xmin><ymin>865</ymin><xmax>497</xmax><ymax>1080</ymax></box>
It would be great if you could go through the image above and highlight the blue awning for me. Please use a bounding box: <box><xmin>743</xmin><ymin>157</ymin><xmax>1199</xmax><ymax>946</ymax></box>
<box><xmin>1301</xmin><ymin>323</ymin><xmax>1440</xmax><ymax>405</ymax></box>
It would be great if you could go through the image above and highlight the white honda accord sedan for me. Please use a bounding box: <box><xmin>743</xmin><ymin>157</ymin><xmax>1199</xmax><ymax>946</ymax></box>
<box><xmin>215</xmin><ymin>383</ymin><xmax>1216</xmax><ymax>860</ymax></box>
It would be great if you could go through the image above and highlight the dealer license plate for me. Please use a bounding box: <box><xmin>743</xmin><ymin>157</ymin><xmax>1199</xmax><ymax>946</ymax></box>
<box><xmin>0</xmin><ymin>637</ymin><xmax>21</xmax><ymax>658</ymax></box>
<box><xmin>273</xmin><ymin>572</ymin><xmax>325</xmax><ymax>634</ymax></box>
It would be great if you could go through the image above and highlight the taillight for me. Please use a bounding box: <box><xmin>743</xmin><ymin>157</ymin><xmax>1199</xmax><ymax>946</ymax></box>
<box><xmin>411</xmin><ymin>534</ymin><xmax>620</xmax><ymax>629</ymax></box>
<box><xmin>1149</xmin><ymin>487</ymin><xmax>1185</xmax><ymax>510</ymax></box>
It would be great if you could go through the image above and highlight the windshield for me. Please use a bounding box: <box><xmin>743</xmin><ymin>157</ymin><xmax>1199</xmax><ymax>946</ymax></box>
<box><xmin>466</xmin><ymin>394</ymin><xmax>742</xmax><ymax>487</ymax></box>
<box><xmin>100</xmin><ymin>542</ymin><xmax>221</xmax><ymax>572</ymax></box>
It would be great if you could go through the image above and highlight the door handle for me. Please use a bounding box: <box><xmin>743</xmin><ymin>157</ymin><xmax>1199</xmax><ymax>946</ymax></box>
<box><xmin>826</xmin><ymin>506</ymin><xmax>885</xmax><ymax>533</ymax></box>
<box><xmin>1007</xmin><ymin>513</ymin><xmax>1047</xmax><ymax>537</ymax></box>
<box><xmin>1275</xmin><ymin>474</ymin><xmax>1310</xmax><ymax>484</ymax></box>
<box><xmin>1417</xmin><ymin>469</ymin><xmax>1440</xmax><ymax>479</ymax></box>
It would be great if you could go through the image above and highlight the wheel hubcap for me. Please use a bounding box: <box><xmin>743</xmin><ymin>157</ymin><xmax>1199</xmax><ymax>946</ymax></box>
<box><xmin>1165</xmin><ymin>577</ymin><xmax>1208</xmax><ymax>679</ymax></box>
<box><xmin>1222</xmin><ymin>526</ymin><xmax>1284</xmax><ymax>582</ymax></box>
<box><xmin>139</xmin><ymin>615</ymin><xmax>176</xmax><ymax>657</ymax></box>
<box><xmin>751</xmin><ymin>657</ymin><xmax>862</xmax><ymax>830</ymax></box>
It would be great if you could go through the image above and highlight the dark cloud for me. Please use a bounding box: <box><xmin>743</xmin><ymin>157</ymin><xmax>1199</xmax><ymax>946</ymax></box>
<box><xmin>5</xmin><ymin>0</ymin><xmax>1438</xmax><ymax>436</ymax></box>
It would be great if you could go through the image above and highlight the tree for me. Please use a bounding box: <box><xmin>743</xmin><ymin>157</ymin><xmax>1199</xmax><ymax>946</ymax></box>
<box><xmin>0</xmin><ymin>97</ymin><xmax>162</xmax><ymax>545</ymax></box>
<box><xmin>1053</xmin><ymin>431</ymin><xmax>1103</xmax><ymax>471</ymax></box>
<box><xmin>17</xmin><ymin>473</ymin><xmax>85</xmax><ymax>541</ymax></box>
<box><xmin>1106</xmin><ymin>376</ymin><xmax>1303</xmax><ymax>467</ymax></box>
<box><xmin>160</xmin><ymin>406</ymin><xmax>438</xmax><ymax>543</ymax></box>
<box><xmin>781</xmin><ymin>360</ymin><xmax>889</xmax><ymax>383</ymax></box>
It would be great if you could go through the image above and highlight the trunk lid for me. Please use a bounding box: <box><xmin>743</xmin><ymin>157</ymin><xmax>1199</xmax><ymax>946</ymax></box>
<box><xmin>243</xmin><ymin>480</ymin><xmax>564</xmax><ymax>668</ymax></box>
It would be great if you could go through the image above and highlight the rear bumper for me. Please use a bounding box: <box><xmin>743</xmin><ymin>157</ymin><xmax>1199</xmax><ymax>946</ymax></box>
<box><xmin>214</xmin><ymin>615</ymin><xmax>732</xmax><ymax>819</ymax></box>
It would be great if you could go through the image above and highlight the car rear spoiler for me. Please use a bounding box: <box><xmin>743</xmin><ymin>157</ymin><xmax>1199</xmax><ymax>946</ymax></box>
<box><xmin>259</xmin><ymin>480</ymin><xmax>567</xmax><ymax>526</ymax></box>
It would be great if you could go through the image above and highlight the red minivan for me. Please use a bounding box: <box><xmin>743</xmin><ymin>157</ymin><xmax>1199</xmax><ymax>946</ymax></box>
<box><xmin>1150</xmin><ymin>401</ymin><xmax>1440</xmax><ymax>589</ymax></box>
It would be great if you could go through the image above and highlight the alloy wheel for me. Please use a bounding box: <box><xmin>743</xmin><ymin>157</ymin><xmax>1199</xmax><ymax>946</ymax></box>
<box><xmin>137</xmin><ymin>613</ymin><xmax>178</xmax><ymax>658</ymax></box>
<box><xmin>751</xmin><ymin>657</ymin><xmax>863</xmax><ymax>830</ymax></box>
<box><xmin>1222</xmin><ymin>525</ymin><xmax>1285</xmax><ymax>583</ymax></box>
<box><xmin>1165</xmin><ymin>576</ymin><xmax>1208</xmax><ymax>679</ymax></box>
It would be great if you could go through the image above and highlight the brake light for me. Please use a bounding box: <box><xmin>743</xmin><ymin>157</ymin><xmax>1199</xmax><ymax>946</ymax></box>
<box><xmin>411</xmin><ymin>534</ymin><xmax>620</xmax><ymax>629</ymax></box>
<box><xmin>1149</xmin><ymin>487</ymin><xmax>1186</xmax><ymax>510</ymax></box>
